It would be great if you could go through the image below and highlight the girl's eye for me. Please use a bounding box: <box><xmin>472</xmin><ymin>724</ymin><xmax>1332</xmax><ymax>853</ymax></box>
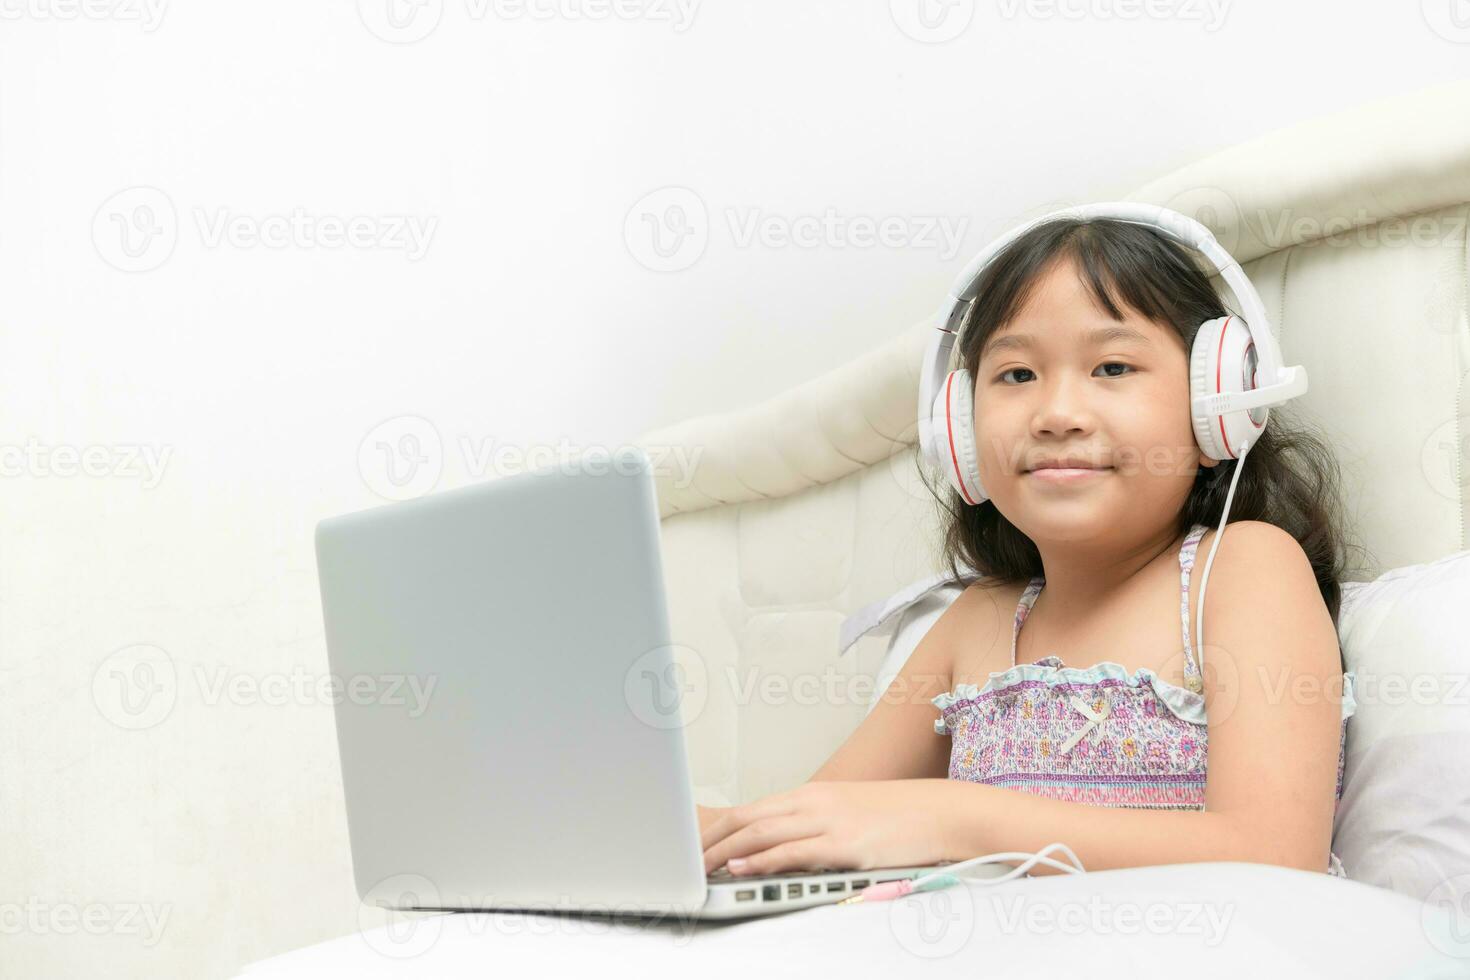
<box><xmin>994</xmin><ymin>363</ymin><xmax>1134</xmax><ymax>384</ymax></box>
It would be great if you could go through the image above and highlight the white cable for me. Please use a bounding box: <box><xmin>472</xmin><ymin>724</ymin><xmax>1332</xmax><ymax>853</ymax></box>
<box><xmin>1195</xmin><ymin>436</ymin><xmax>1251</xmax><ymax>686</ymax></box>
<box><xmin>913</xmin><ymin>841</ymin><xmax>1087</xmax><ymax>888</ymax></box>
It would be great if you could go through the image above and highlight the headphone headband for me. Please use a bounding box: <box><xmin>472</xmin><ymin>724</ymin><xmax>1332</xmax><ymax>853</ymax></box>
<box><xmin>916</xmin><ymin>202</ymin><xmax>1307</xmax><ymax>465</ymax></box>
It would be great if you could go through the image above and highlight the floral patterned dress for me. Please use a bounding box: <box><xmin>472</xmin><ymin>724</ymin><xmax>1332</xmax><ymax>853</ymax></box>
<box><xmin>932</xmin><ymin>523</ymin><xmax>1358</xmax><ymax>877</ymax></box>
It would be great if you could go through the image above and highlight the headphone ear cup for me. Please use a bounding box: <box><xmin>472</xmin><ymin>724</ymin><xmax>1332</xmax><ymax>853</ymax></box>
<box><xmin>1190</xmin><ymin>315</ymin><xmax>1268</xmax><ymax>462</ymax></box>
<box><xmin>929</xmin><ymin>369</ymin><xmax>988</xmax><ymax>506</ymax></box>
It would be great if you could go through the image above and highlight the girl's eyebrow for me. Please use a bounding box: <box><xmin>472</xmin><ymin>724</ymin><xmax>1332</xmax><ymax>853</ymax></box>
<box><xmin>981</xmin><ymin>324</ymin><xmax>1153</xmax><ymax>361</ymax></box>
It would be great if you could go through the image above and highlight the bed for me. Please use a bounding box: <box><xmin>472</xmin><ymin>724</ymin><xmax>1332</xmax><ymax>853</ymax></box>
<box><xmin>239</xmin><ymin>79</ymin><xmax>1470</xmax><ymax>977</ymax></box>
<box><xmin>240</xmin><ymin>862</ymin><xmax>1460</xmax><ymax>977</ymax></box>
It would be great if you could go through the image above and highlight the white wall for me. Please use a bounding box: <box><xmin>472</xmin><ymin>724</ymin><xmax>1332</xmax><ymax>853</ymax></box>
<box><xmin>2</xmin><ymin>2</ymin><xmax>1467</xmax><ymax>976</ymax></box>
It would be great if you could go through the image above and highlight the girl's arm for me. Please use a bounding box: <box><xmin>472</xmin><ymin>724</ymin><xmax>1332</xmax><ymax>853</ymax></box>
<box><xmin>696</xmin><ymin>804</ymin><xmax>723</xmax><ymax>838</ymax></box>
<box><xmin>807</xmin><ymin>580</ymin><xmax>1014</xmax><ymax>783</ymax></box>
<box><xmin>937</xmin><ymin>521</ymin><xmax>1348</xmax><ymax>874</ymax></box>
<box><xmin>701</xmin><ymin>586</ymin><xmax>988</xmax><ymax>870</ymax></box>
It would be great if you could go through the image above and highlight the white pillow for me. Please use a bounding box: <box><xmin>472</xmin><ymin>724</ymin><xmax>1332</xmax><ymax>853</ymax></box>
<box><xmin>1331</xmin><ymin>548</ymin><xmax>1470</xmax><ymax>903</ymax></box>
<box><xmin>840</xmin><ymin>550</ymin><xmax>1470</xmax><ymax>905</ymax></box>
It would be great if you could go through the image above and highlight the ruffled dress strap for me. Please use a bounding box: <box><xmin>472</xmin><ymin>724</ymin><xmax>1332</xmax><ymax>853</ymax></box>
<box><xmin>1178</xmin><ymin>523</ymin><xmax>1211</xmax><ymax>695</ymax></box>
<box><xmin>1009</xmin><ymin>576</ymin><xmax>1045</xmax><ymax>668</ymax></box>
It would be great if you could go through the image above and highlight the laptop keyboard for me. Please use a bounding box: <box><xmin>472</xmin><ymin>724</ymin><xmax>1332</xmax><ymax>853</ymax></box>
<box><xmin>707</xmin><ymin>865</ymin><xmax>845</xmax><ymax>882</ymax></box>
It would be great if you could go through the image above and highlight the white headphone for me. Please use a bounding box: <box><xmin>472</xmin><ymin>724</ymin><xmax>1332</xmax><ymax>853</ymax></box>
<box><xmin>914</xmin><ymin>202</ymin><xmax>1313</xmax><ymax>691</ymax></box>
<box><xmin>915</xmin><ymin>201</ymin><xmax>1309</xmax><ymax>507</ymax></box>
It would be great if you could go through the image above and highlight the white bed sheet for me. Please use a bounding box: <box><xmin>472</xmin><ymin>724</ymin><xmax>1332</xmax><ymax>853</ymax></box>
<box><xmin>237</xmin><ymin>861</ymin><xmax>1465</xmax><ymax>978</ymax></box>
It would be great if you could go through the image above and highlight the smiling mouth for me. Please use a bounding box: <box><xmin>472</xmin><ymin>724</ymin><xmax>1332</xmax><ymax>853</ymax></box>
<box><xmin>1025</xmin><ymin>466</ymin><xmax>1114</xmax><ymax>481</ymax></box>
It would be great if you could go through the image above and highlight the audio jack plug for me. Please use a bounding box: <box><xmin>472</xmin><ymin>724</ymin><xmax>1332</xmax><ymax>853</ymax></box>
<box><xmin>837</xmin><ymin>873</ymin><xmax>960</xmax><ymax>905</ymax></box>
<box><xmin>837</xmin><ymin>843</ymin><xmax>1086</xmax><ymax>906</ymax></box>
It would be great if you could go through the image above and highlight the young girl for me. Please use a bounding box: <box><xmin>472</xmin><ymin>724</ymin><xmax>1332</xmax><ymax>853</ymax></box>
<box><xmin>699</xmin><ymin>215</ymin><xmax>1362</xmax><ymax>880</ymax></box>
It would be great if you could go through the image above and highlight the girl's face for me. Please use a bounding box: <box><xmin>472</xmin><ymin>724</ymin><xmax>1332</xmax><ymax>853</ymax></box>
<box><xmin>972</xmin><ymin>255</ymin><xmax>1217</xmax><ymax>542</ymax></box>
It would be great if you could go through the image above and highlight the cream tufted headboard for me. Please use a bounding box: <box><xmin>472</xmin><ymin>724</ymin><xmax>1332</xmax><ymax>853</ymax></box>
<box><xmin>634</xmin><ymin>80</ymin><xmax>1470</xmax><ymax>807</ymax></box>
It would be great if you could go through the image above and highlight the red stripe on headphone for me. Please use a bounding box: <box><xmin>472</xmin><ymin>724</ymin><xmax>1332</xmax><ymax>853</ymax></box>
<box><xmin>1215</xmin><ymin>317</ymin><xmax>1233</xmax><ymax>458</ymax></box>
<box><xmin>944</xmin><ymin>373</ymin><xmax>978</xmax><ymax>505</ymax></box>
<box><xmin>1246</xmin><ymin>341</ymin><xmax>1264</xmax><ymax>430</ymax></box>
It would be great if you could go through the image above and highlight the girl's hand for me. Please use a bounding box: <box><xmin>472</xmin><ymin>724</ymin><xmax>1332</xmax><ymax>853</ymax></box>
<box><xmin>695</xmin><ymin>804</ymin><xmax>727</xmax><ymax>838</ymax></box>
<box><xmin>701</xmin><ymin>780</ymin><xmax>948</xmax><ymax>876</ymax></box>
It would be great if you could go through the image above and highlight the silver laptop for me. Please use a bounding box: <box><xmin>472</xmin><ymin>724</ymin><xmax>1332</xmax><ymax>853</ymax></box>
<box><xmin>314</xmin><ymin>445</ymin><xmax>954</xmax><ymax>921</ymax></box>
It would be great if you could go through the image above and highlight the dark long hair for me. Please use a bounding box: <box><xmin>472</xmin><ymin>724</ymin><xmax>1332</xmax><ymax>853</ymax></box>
<box><xmin>923</xmin><ymin>216</ymin><xmax>1368</xmax><ymax>630</ymax></box>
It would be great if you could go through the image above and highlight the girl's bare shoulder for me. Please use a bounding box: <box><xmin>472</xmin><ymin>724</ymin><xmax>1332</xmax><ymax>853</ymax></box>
<box><xmin>953</xmin><ymin>575</ymin><xmax>1027</xmax><ymax>617</ymax></box>
<box><xmin>931</xmin><ymin>576</ymin><xmax>1028</xmax><ymax>669</ymax></box>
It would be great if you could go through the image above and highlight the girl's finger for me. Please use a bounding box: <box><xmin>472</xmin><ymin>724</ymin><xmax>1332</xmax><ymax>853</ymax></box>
<box><xmin>719</xmin><ymin>835</ymin><xmax>832</xmax><ymax>878</ymax></box>
<box><xmin>699</xmin><ymin>793</ymin><xmax>796</xmax><ymax>853</ymax></box>
<box><xmin>703</xmin><ymin>814</ymin><xmax>823</xmax><ymax>875</ymax></box>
